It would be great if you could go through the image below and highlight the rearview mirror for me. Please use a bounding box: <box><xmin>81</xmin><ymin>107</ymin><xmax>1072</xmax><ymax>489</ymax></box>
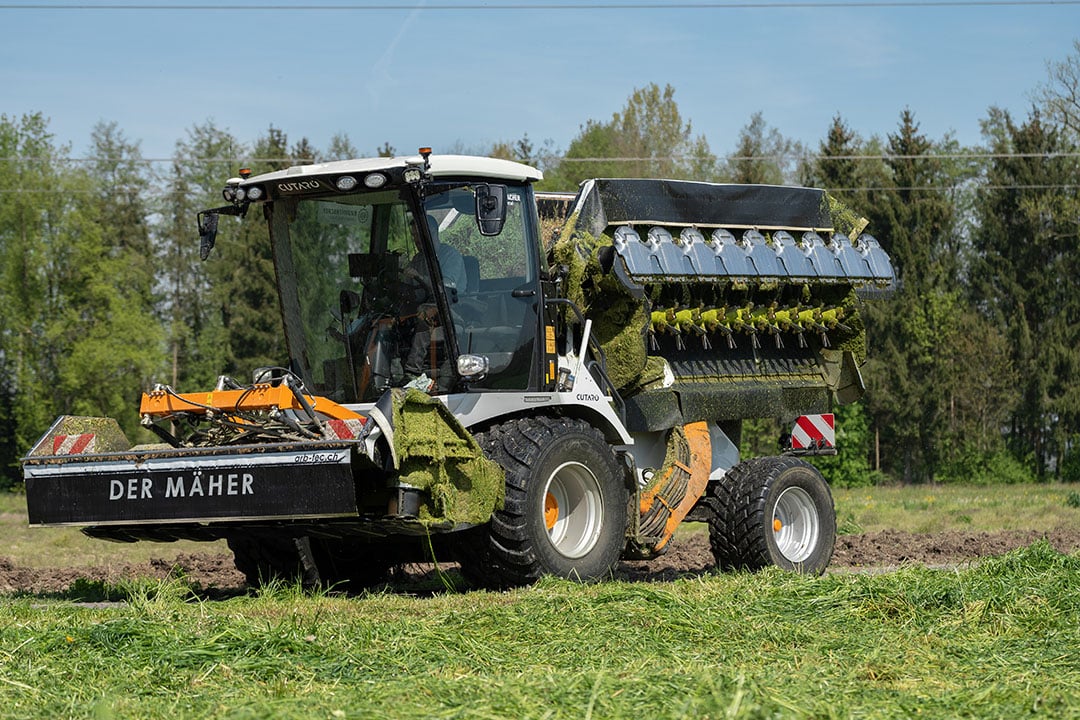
<box><xmin>196</xmin><ymin>204</ymin><xmax>246</xmax><ymax>260</ymax></box>
<box><xmin>197</xmin><ymin>211</ymin><xmax>219</xmax><ymax>261</ymax></box>
<box><xmin>475</xmin><ymin>184</ymin><xmax>507</xmax><ymax>236</ymax></box>
<box><xmin>195</xmin><ymin>204</ymin><xmax>246</xmax><ymax>260</ymax></box>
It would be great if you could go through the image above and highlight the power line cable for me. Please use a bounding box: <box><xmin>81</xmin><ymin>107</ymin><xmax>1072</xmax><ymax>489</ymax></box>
<box><xmin>547</xmin><ymin>152</ymin><xmax>1080</xmax><ymax>162</ymax></box>
<box><xmin>2</xmin><ymin>1</ymin><xmax>1080</xmax><ymax>8</ymax></box>
<box><xmin>2</xmin><ymin>183</ymin><xmax>1079</xmax><ymax>195</ymax></box>
<box><xmin>3</xmin><ymin>152</ymin><xmax>1080</xmax><ymax>164</ymax></box>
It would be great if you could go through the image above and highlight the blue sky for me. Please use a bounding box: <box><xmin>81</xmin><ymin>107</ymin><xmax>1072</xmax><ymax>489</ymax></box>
<box><xmin>2</xmin><ymin>1</ymin><xmax>1079</xmax><ymax>166</ymax></box>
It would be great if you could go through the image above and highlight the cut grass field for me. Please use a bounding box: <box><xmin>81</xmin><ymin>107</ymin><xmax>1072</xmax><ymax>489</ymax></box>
<box><xmin>2</xmin><ymin>484</ymin><xmax>1078</xmax><ymax>719</ymax></box>
<box><xmin>2</xmin><ymin>545</ymin><xmax>1078</xmax><ymax>718</ymax></box>
<box><xmin>831</xmin><ymin>483</ymin><xmax>1080</xmax><ymax>535</ymax></box>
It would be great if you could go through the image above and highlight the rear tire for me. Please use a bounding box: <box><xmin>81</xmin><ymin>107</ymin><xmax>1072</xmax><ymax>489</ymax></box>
<box><xmin>459</xmin><ymin>416</ymin><xmax>629</xmax><ymax>588</ymax></box>
<box><xmin>708</xmin><ymin>457</ymin><xmax>835</xmax><ymax>574</ymax></box>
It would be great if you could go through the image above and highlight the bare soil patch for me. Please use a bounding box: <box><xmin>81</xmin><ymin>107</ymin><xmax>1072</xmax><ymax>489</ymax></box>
<box><xmin>619</xmin><ymin>528</ymin><xmax>1080</xmax><ymax>580</ymax></box>
<box><xmin>3</xmin><ymin>528</ymin><xmax>1078</xmax><ymax>598</ymax></box>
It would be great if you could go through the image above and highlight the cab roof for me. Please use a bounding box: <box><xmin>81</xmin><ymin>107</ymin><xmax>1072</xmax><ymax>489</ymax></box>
<box><xmin>239</xmin><ymin>153</ymin><xmax>543</xmax><ymax>185</ymax></box>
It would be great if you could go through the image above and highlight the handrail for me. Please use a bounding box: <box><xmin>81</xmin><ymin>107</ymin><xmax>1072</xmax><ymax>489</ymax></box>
<box><xmin>544</xmin><ymin>297</ymin><xmax>626</xmax><ymax>425</ymax></box>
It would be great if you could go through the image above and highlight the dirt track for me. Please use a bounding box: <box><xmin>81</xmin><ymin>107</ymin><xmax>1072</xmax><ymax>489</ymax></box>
<box><xmin>3</xmin><ymin>529</ymin><xmax>1078</xmax><ymax>597</ymax></box>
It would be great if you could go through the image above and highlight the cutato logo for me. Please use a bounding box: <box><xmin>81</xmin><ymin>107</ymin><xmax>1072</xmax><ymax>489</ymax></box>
<box><xmin>277</xmin><ymin>180</ymin><xmax>323</xmax><ymax>193</ymax></box>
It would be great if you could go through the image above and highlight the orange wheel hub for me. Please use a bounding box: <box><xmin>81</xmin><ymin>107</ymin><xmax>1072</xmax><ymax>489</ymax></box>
<box><xmin>544</xmin><ymin>493</ymin><xmax>559</xmax><ymax>530</ymax></box>
<box><xmin>773</xmin><ymin>518</ymin><xmax>783</xmax><ymax>532</ymax></box>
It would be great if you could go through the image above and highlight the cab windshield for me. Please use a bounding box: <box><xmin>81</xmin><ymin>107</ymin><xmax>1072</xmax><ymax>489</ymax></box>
<box><xmin>271</xmin><ymin>181</ymin><xmax>539</xmax><ymax>403</ymax></box>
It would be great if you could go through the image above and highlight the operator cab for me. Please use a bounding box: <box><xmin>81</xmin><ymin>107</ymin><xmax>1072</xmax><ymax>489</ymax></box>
<box><xmin>203</xmin><ymin>153</ymin><xmax>546</xmax><ymax>403</ymax></box>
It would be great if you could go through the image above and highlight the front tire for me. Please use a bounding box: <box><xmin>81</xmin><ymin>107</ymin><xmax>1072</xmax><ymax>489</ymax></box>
<box><xmin>460</xmin><ymin>416</ymin><xmax>629</xmax><ymax>587</ymax></box>
<box><xmin>708</xmin><ymin>457</ymin><xmax>835</xmax><ymax>574</ymax></box>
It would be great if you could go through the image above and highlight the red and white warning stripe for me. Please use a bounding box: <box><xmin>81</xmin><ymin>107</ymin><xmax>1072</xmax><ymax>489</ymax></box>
<box><xmin>323</xmin><ymin>418</ymin><xmax>367</xmax><ymax>440</ymax></box>
<box><xmin>790</xmin><ymin>414</ymin><xmax>835</xmax><ymax>450</ymax></box>
<box><xmin>52</xmin><ymin>433</ymin><xmax>96</xmax><ymax>455</ymax></box>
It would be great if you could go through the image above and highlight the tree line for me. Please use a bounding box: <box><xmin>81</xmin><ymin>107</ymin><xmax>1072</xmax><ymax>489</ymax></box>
<box><xmin>2</xmin><ymin>43</ymin><xmax>1078</xmax><ymax>488</ymax></box>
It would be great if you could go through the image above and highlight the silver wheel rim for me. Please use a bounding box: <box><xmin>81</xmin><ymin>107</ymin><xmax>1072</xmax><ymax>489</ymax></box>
<box><xmin>542</xmin><ymin>462</ymin><xmax>604</xmax><ymax>559</ymax></box>
<box><xmin>772</xmin><ymin>486</ymin><xmax>820</xmax><ymax>563</ymax></box>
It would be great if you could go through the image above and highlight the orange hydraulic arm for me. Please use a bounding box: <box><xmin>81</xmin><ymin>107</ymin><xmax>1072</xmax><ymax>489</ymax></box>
<box><xmin>140</xmin><ymin>384</ymin><xmax>364</xmax><ymax>421</ymax></box>
<box><xmin>637</xmin><ymin>421</ymin><xmax>712</xmax><ymax>553</ymax></box>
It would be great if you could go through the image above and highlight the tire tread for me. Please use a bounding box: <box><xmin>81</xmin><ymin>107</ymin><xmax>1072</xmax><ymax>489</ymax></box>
<box><xmin>708</xmin><ymin>456</ymin><xmax>834</xmax><ymax>574</ymax></box>
<box><xmin>458</xmin><ymin>415</ymin><xmax>626</xmax><ymax>588</ymax></box>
